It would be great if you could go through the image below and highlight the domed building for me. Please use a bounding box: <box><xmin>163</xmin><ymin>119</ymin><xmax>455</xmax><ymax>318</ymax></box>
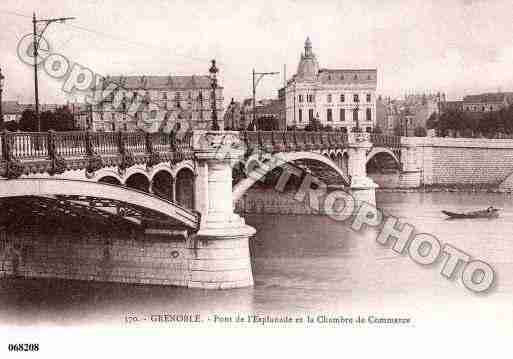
<box><xmin>283</xmin><ymin>38</ymin><xmax>377</xmax><ymax>132</ymax></box>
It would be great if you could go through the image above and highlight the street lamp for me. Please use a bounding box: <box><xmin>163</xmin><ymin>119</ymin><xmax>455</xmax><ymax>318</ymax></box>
<box><xmin>230</xmin><ymin>98</ymin><xmax>235</xmax><ymax>130</ymax></box>
<box><xmin>33</xmin><ymin>12</ymin><xmax>75</xmax><ymax>132</ymax></box>
<box><xmin>209</xmin><ymin>59</ymin><xmax>220</xmax><ymax>131</ymax></box>
<box><xmin>252</xmin><ymin>69</ymin><xmax>279</xmax><ymax>131</ymax></box>
<box><xmin>0</xmin><ymin>68</ymin><xmax>4</xmax><ymax>126</ymax></box>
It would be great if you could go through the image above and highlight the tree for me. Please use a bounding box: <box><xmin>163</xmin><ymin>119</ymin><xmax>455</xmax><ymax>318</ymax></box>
<box><xmin>19</xmin><ymin>109</ymin><xmax>37</xmax><ymax>131</ymax></box>
<box><xmin>1</xmin><ymin>121</ymin><xmax>19</xmax><ymax>131</ymax></box>
<box><xmin>425</xmin><ymin>112</ymin><xmax>438</xmax><ymax>129</ymax></box>
<box><xmin>413</xmin><ymin>126</ymin><xmax>427</xmax><ymax>137</ymax></box>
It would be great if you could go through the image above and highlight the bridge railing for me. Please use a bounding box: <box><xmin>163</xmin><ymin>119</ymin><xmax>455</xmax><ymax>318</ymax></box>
<box><xmin>91</xmin><ymin>131</ymin><xmax>118</xmax><ymax>156</ymax></box>
<box><xmin>0</xmin><ymin>130</ymin><xmax>194</xmax><ymax>167</ymax></box>
<box><xmin>241</xmin><ymin>131</ymin><xmax>350</xmax><ymax>154</ymax></box>
<box><xmin>54</xmin><ymin>131</ymin><xmax>88</xmax><ymax>158</ymax></box>
<box><xmin>7</xmin><ymin>132</ymin><xmax>49</xmax><ymax>160</ymax></box>
<box><xmin>370</xmin><ymin>133</ymin><xmax>401</xmax><ymax>149</ymax></box>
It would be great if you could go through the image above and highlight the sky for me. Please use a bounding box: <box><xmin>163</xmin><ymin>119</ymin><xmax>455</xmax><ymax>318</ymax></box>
<box><xmin>1</xmin><ymin>0</ymin><xmax>513</xmax><ymax>106</ymax></box>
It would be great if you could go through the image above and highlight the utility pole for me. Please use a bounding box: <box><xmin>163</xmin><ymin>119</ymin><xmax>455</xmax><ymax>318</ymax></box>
<box><xmin>32</xmin><ymin>12</ymin><xmax>75</xmax><ymax>132</ymax></box>
<box><xmin>0</xmin><ymin>68</ymin><xmax>4</xmax><ymax>126</ymax></box>
<box><xmin>252</xmin><ymin>69</ymin><xmax>279</xmax><ymax>131</ymax></box>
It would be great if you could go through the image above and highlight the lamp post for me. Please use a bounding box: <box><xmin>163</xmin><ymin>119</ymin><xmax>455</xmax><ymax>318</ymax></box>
<box><xmin>230</xmin><ymin>98</ymin><xmax>235</xmax><ymax>130</ymax></box>
<box><xmin>32</xmin><ymin>12</ymin><xmax>75</xmax><ymax>132</ymax></box>
<box><xmin>252</xmin><ymin>69</ymin><xmax>279</xmax><ymax>131</ymax></box>
<box><xmin>209</xmin><ymin>59</ymin><xmax>220</xmax><ymax>131</ymax></box>
<box><xmin>0</xmin><ymin>68</ymin><xmax>4</xmax><ymax>126</ymax></box>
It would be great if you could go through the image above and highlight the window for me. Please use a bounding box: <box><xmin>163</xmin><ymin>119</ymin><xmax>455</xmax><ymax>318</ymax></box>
<box><xmin>328</xmin><ymin>75</ymin><xmax>331</xmax><ymax>81</ymax></box>
<box><xmin>307</xmin><ymin>94</ymin><xmax>314</xmax><ymax>103</ymax></box>
<box><xmin>309</xmin><ymin>109</ymin><xmax>314</xmax><ymax>122</ymax></box>
<box><xmin>111</xmin><ymin>113</ymin><xmax>115</xmax><ymax>121</ymax></box>
<box><xmin>353</xmin><ymin>94</ymin><xmax>359</xmax><ymax>103</ymax></box>
<box><xmin>111</xmin><ymin>123</ymin><xmax>115</xmax><ymax>131</ymax></box>
<box><xmin>366</xmin><ymin>93</ymin><xmax>371</xmax><ymax>102</ymax></box>
<box><xmin>367</xmin><ymin>75</ymin><xmax>371</xmax><ymax>80</ymax></box>
<box><xmin>162</xmin><ymin>92</ymin><xmax>167</xmax><ymax>100</ymax></box>
<box><xmin>354</xmin><ymin>74</ymin><xmax>358</xmax><ymax>80</ymax></box>
<box><xmin>327</xmin><ymin>94</ymin><xmax>332</xmax><ymax>103</ymax></box>
<box><xmin>340</xmin><ymin>94</ymin><xmax>345</xmax><ymax>102</ymax></box>
<box><xmin>366</xmin><ymin>108</ymin><xmax>372</xmax><ymax>122</ymax></box>
<box><xmin>327</xmin><ymin>108</ymin><xmax>333</xmax><ymax>122</ymax></box>
<box><xmin>298</xmin><ymin>94</ymin><xmax>303</xmax><ymax>102</ymax></box>
<box><xmin>353</xmin><ymin>108</ymin><xmax>358</xmax><ymax>122</ymax></box>
<box><xmin>340</xmin><ymin>109</ymin><xmax>345</xmax><ymax>122</ymax></box>
<box><xmin>340</xmin><ymin>75</ymin><xmax>344</xmax><ymax>80</ymax></box>
<box><xmin>298</xmin><ymin>109</ymin><xmax>302</xmax><ymax>123</ymax></box>
<box><xmin>366</xmin><ymin>127</ymin><xmax>371</xmax><ymax>132</ymax></box>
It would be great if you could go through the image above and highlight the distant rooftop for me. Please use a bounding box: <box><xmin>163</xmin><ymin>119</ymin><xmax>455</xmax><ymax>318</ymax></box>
<box><xmin>463</xmin><ymin>92</ymin><xmax>513</xmax><ymax>103</ymax></box>
<box><xmin>99</xmin><ymin>75</ymin><xmax>220</xmax><ymax>90</ymax></box>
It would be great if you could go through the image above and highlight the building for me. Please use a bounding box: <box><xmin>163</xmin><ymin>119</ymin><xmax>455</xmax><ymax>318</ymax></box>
<box><xmin>89</xmin><ymin>75</ymin><xmax>223</xmax><ymax>132</ymax></box>
<box><xmin>239</xmin><ymin>98</ymin><xmax>285</xmax><ymax>130</ymax></box>
<box><xmin>68</xmin><ymin>102</ymin><xmax>91</xmax><ymax>130</ymax></box>
<box><xmin>1</xmin><ymin>101</ymin><xmax>22</xmax><ymax>123</ymax></box>
<box><xmin>223</xmin><ymin>100</ymin><xmax>242</xmax><ymax>130</ymax></box>
<box><xmin>440</xmin><ymin>100</ymin><xmax>463</xmax><ymax>113</ymax></box>
<box><xmin>1</xmin><ymin>102</ymin><xmax>68</xmax><ymax>124</ymax></box>
<box><xmin>254</xmin><ymin>98</ymin><xmax>285</xmax><ymax>130</ymax></box>
<box><xmin>376</xmin><ymin>93</ymin><xmax>442</xmax><ymax>136</ymax></box>
<box><xmin>462</xmin><ymin>93</ymin><xmax>513</xmax><ymax>112</ymax></box>
<box><xmin>283</xmin><ymin>37</ymin><xmax>377</xmax><ymax>132</ymax></box>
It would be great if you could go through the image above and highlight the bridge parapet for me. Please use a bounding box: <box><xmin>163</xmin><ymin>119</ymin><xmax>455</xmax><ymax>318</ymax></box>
<box><xmin>0</xmin><ymin>130</ymin><xmax>193</xmax><ymax>178</ymax></box>
<box><xmin>239</xmin><ymin>131</ymin><xmax>352</xmax><ymax>155</ymax></box>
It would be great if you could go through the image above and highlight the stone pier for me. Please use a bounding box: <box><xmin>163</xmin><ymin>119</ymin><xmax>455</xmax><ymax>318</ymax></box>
<box><xmin>189</xmin><ymin>131</ymin><xmax>256</xmax><ymax>289</ymax></box>
<box><xmin>347</xmin><ymin>131</ymin><xmax>378</xmax><ymax>205</ymax></box>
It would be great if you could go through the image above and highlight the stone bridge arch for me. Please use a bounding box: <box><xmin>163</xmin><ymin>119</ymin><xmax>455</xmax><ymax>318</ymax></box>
<box><xmin>233</xmin><ymin>151</ymin><xmax>350</xmax><ymax>201</ymax></box>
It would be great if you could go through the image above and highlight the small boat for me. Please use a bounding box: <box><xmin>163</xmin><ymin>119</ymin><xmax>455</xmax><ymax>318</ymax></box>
<box><xmin>442</xmin><ymin>207</ymin><xmax>499</xmax><ymax>219</ymax></box>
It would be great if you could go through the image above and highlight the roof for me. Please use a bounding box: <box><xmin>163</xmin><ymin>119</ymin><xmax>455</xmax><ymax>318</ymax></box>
<box><xmin>463</xmin><ymin>93</ymin><xmax>513</xmax><ymax>103</ymax></box>
<box><xmin>318</xmin><ymin>68</ymin><xmax>377</xmax><ymax>85</ymax></box>
<box><xmin>99</xmin><ymin>75</ymin><xmax>220</xmax><ymax>90</ymax></box>
<box><xmin>256</xmin><ymin>99</ymin><xmax>284</xmax><ymax>116</ymax></box>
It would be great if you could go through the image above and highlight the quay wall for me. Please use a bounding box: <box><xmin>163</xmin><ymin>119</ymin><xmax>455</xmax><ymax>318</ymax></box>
<box><xmin>402</xmin><ymin>137</ymin><xmax>513</xmax><ymax>188</ymax></box>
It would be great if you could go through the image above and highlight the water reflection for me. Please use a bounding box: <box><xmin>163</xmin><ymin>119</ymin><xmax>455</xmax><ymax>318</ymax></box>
<box><xmin>1</xmin><ymin>191</ymin><xmax>512</xmax><ymax>327</ymax></box>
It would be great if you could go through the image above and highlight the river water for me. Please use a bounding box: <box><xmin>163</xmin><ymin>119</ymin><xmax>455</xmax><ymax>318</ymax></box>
<box><xmin>1</xmin><ymin>191</ymin><xmax>512</xmax><ymax>329</ymax></box>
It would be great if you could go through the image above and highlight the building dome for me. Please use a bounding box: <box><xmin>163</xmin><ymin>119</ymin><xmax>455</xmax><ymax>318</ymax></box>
<box><xmin>296</xmin><ymin>37</ymin><xmax>319</xmax><ymax>80</ymax></box>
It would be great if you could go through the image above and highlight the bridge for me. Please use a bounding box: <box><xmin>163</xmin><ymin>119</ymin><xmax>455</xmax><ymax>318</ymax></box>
<box><xmin>0</xmin><ymin>129</ymin><xmax>405</xmax><ymax>289</ymax></box>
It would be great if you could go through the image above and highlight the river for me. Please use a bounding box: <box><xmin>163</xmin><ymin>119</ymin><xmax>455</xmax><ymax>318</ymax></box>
<box><xmin>1</xmin><ymin>191</ymin><xmax>512</xmax><ymax>329</ymax></box>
